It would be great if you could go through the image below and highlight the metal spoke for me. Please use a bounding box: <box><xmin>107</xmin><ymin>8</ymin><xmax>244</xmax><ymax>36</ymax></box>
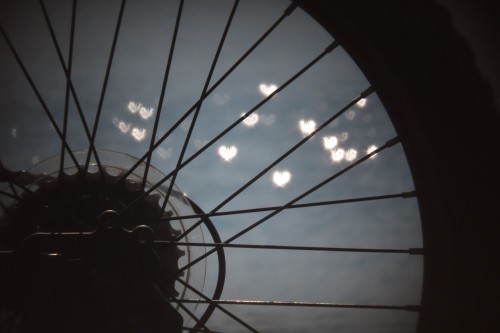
<box><xmin>155</xmin><ymin>241</ymin><xmax>424</xmax><ymax>255</ymax></box>
<box><xmin>37</xmin><ymin>0</ymin><xmax>122</xmax><ymax>212</ymax></box>
<box><xmin>120</xmin><ymin>40</ymin><xmax>339</xmax><ymax>215</ymax></box>
<box><xmin>0</xmin><ymin>190</ymin><xmax>21</xmax><ymax>202</ymax></box>
<box><xmin>179</xmin><ymin>299</ymin><xmax>421</xmax><ymax>312</ymax></box>
<box><xmin>54</xmin><ymin>0</ymin><xmax>77</xmax><ymax>176</ymax></box>
<box><xmin>177</xmin><ymin>137</ymin><xmax>400</xmax><ymax>273</ymax></box>
<box><xmin>113</xmin><ymin>2</ymin><xmax>298</xmax><ymax>188</ymax></box>
<box><xmin>176</xmin><ymin>278</ymin><xmax>260</xmax><ymax>333</ymax></box>
<box><xmin>0</xmin><ymin>197</ymin><xmax>14</xmax><ymax>219</ymax></box>
<box><xmin>183</xmin><ymin>327</ymin><xmax>224</xmax><ymax>333</ymax></box>
<box><xmin>177</xmin><ymin>82</ymin><xmax>365</xmax><ymax>240</ymax></box>
<box><xmin>160</xmin><ymin>0</ymin><xmax>240</xmax><ymax>217</ymax></box>
<box><xmin>159</xmin><ymin>191</ymin><xmax>417</xmax><ymax>222</ymax></box>
<box><xmin>141</xmin><ymin>0</ymin><xmax>185</xmax><ymax>191</ymax></box>
<box><xmin>153</xmin><ymin>284</ymin><xmax>212</xmax><ymax>333</ymax></box>
<box><xmin>7</xmin><ymin>182</ymin><xmax>20</xmax><ymax>200</ymax></box>
<box><xmin>38</xmin><ymin>0</ymin><xmax>109</xmax><ymax>178</ymax></box>
<box><xmin>84</xmin><ymin>0</ymin><xmax>127</xmax><ymax>172</ymax></box>
<box><xmin>0</xmin><ymin>24</ymin><xmax>81</xmax><ymax>172</ymax></box>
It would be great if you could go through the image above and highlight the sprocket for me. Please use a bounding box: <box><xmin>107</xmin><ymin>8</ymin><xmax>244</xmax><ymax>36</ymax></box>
<box><xmin>0</xmin><ymin>166</ymin><xmax>184</xmax><ymax>326</ymax></box>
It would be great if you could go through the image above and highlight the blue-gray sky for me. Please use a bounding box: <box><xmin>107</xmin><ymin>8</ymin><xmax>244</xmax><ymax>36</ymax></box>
<box><xmin>0</xmin><ymin>0</ymin><xmax>422</xmax><ymax>332</ymax></box>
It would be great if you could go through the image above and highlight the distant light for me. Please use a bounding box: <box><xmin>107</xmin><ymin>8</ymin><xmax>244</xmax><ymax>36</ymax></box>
<box><xmin>242</xmin><ymin>112</ymin><xmax>259</xmax><ymax>127</ymax></box>
<box><xmin>139</xmin><ymin>107</ymin><xmax>154</xmax><ymax>120</ymax></box>
<box><xmin>218</xmin><ymin>145</ymin><xmax>238</xmax><ymax>162</ymax></box>
<box><xmin>113</xmin><ymin>117</ymin><xmax>132</xmax><ymax>133</ymax></box>
<box><xmin>131</xmin><ymin>128</ymin><xmax>147</xmax><ymax>141</ymax></box>
<box><xmin>128</xmin><ymin>101</ymin><xmax>154</xmax><ymax>120</ymax></box>
<box><xmin>345</xmin><ymin>148</ymin><xmax>358</xmax><ymax>161</ymax></box>
<box><xmin>345</xmin><ymin>110</ymin><xmax>356</xmax><ymax>120</ymax></box>
<box><xmin>331</xmin><ymin>148</ymin><xmax>345</xmax><ymax>162</ymax></box>
<box><xmin>11</xmin><ymin>128</ymin><xmax>17</xmax><ymax>138</ymax></box>
<box><xmin>213</xmin><ymin>93</ymin><xmax>230</xmax><ymax>106</ymax></box>
<box><xmin>322</xmin><ymin>135</ymin><xmax>338</xmax><ymax>150</ymax></box>
<box><xmin>339</xmin><ymin>131</ymin><xmax>349</xmax><ymax>142</ymax></box>
<box><xmin>357</xmin><ymin>98</ymin><xmax>367</xmax><ymax>108</ymax></box>
<box><xmin>272</xmin><ymin>170</ymin><xmax>291</xmax><ymax>188</ymax></box>
<box><xmin>119</xmin><ymin>122</ymin><xmax>131</xmax><ymax>133</ymax></box>
<box><xmin>128</xmin><ymin>101</ymin><xmax>141</xmax><ymax>113</ymax></box>
<box><xmin>367</xmin><ymin>145</ymin><xmax>378</xmax><ymax>158</ymax></box>
<box><xmin>260</xmin><ymin>114</ymin><xmax>276</xmax><ymax>126</ymax></box>
<box><xmin>259</xmin><ymin>83</ymin><xmax>278</xmax><ymax>97</ymax></box>
<box><xmin>299</xmin><ymin>119</ymin><xmax>317</xmax><ymax>136</ymax></box>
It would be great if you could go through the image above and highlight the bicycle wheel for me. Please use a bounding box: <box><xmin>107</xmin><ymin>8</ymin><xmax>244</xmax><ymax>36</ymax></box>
<box><xmin>0</xmin><ymin>1</ymin><xmax>427</xmax><ymax>332</ymax></box>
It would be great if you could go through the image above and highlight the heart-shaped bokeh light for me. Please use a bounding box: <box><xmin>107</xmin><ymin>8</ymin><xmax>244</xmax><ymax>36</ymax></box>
<box><xmin>218</xmin><ymin>145</ymin><xmax>238</xmax><ymax>162</ymax></box>
<box><xmin>356</xmin><ymin>98</ymin><xmax>367</xmax><ymax>108</ymax></box>
<box><xmin>242</xmin><ymin>112</ymin><xmax>259</xmax><ymax>127</ymax></box>
<box><xmin>131</xmin><ymin>128</ymin><xmax>147</xmax><ymax>141</ymax></box>
<box><xmin>299</xmin><ymin>119</ymin><xmax>317</xmax><ymax>136</ymax></box>
<box><xmin>272</xmin><ymin>170</ymin><xmax>291</xmax><ymax>188</ymax></box>
<box><xmin>139</xmin><ymin>107</ymin><xmax>154</xmax><ymax>120</ymax></box>
<box><xmin>259</xmin><ymin>83</ymin><xmax>278</xmax><ymax>97</ymax></box>
<box><xmin>322</xmin><ymin>135</ymin><xmax>338</xmax><ymax>150</ymax></box>
<box><xmin>331</xmin><ymin>148</ymin><xmax>345</xmax><ymax>162</ymax></box>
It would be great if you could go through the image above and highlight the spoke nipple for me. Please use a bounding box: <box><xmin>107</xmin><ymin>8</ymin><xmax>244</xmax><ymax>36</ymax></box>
<box><xmin>386</xmin><ymin>136</ymin><xmax>400</xmax><ymax>148</ymax></box>
<box><xmin>409</xmin><ymin>248</ymin><xmax>424</xmax><ymax>255</ymax></box>
<box><xmin>405</xmin><ymin>305</ymin><xmax>422</xmax><ymax>312</ymax></box>
<box><xmin>325</xmin><ymin>40</ymin><xmax>340</xmax><ymax>53</ymax></box>
<box><xmin>285</xmin><ymin>2</ymin><xmax>299</xmax><ymax>16</ymax></box>
<box><xmin>360</xmin><ymin>86</ymin><xmax>375</xmax><ymax>98</ymax></box>
<box><xmin>402</xmin><ymin>190</ymin><xmax>417</xmax><ymax>198</ymax></box>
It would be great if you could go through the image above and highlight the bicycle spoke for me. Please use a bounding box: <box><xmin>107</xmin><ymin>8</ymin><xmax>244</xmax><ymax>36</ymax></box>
<box><xmin>38</xmin><ymin>0</ymin><xmax>114</xmax><ymax>178</ymax></box>
<box><xmin>178</xmin><ymin>83</ymin><xmax>365</xmax><ymax>240</ymax></box>
<box><xmin>114</xmin><ymin>2</ymin><xmax>298</xmax><ymax>188</ymax></box>
<box><xmin>176</xmin><ymin>278</ymin><xmax>260</xmax><ymax>333</ymax></box>
<box><xmin>158</xmin><ymin>191</ymin><xmax>416</xmax><ymax>222</ymax></box>
<box><xmin>120</xmin><ymin>40</ymin><xmax>339</xmax><ymax>215</ymax></box>
<box><xmin>0</xmin><ymin>24</ymin><xmax>81</xmax><ymax>172</ymax></box>
<box><xmin>154</xmin><ymin>284</ymin><xmax>212</xmax><ymax>333</ymax></box>
<box><xmin>49</xmin><ymin>0</ymin><xmax>76</xmax><ymax>176</ymax></box>
<box><xmin>141</xmin><ymin>0</ymin><xmax>185</xmax><ymax>191</ymax></box>
<box><xmin>0</xmin><ymin>198</ymin><xmax>13</xmax><ymax>219</ymax></box>
<box><xmin>179</xmin><ymin>299</ymin><xmax>421</xmax><ymax>312</ymax></box>
<box><xmin>84</xmin><ymin>0</ymin><xmax>127</xmax><ymax>172</ymax></box>
<box><xmin>38</xmin><ymin>0</ymin><xmax>126</xmax><ymax>213</ymax></box>
<box><xmin>160</xmin><ymin>0</ymin><xmax>240</xmax><ymax>217</ymax></box>
<box><xmin>183</xmin><ymin>327</ymin><xmax>224</xmax><ymax>333</ymax></box>
<box><xmin>156</xmin><ymin>241</ymin><xmax>424</xmax><ymax>255</ymax></box>
<box><xmin>0</xmin><ymin>190</ymin><xmax>21</xmax><ymax>202</ymax></box>
<box><xmin>6</xmin><ymin>184</ymin><xmax>21</xmax><ymax>203</ymax></box>
<box><xmin>39</xmin><ymin>0</ymin><xmax>106</xmax><ymax>179</ymax></box>
<box><xmin>177</xmin><ymin>137</ymin><xmax>400</xmax><ymax>273</ymax></box>
<box><xmin>0</xmin><ymin>2</ymin><xmax>425</xmax><ymax>332</ymax></box>
<box><xmin>0</xmin><ymin>250</ymin><xmax>15</xmax><ymax>257</ymax></box>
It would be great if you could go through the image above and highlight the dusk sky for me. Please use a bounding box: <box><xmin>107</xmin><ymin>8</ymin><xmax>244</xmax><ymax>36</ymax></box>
<box><xmin>0</xmin><ymin>1</ymin><xmax>423</xmax><ymax>332</ymax></box>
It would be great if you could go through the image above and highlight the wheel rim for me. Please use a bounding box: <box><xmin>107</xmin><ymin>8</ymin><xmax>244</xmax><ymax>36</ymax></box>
<box><xmin>0</xmin><ymin>1</ymin><xmax>423</xmax><ymax>332</ymax></box>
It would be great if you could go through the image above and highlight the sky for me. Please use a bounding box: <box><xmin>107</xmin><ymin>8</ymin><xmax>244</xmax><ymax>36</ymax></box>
<box><xmin>0</xmin><ymin>0</ymin><xmax>423</xmax><ymax>332</ymax></box>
